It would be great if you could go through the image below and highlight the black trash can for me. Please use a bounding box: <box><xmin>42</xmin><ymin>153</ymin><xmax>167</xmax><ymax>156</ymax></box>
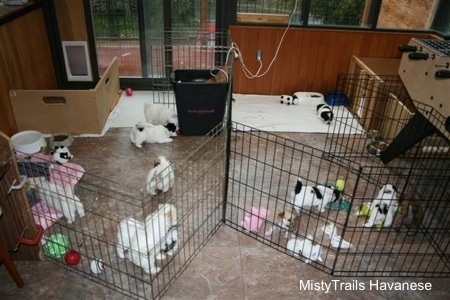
<box><xmin>171</xmin><ymin>69</ymin><xmax>229</xmax><ymax>136</ymax></box>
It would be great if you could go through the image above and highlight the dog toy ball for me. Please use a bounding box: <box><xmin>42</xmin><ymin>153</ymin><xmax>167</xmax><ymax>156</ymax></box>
<box><xmin>44</xmin><ymin>233</ymin><xmax>70</xmax><ymax>258</ymax></box>
<box><xmin>375</xmin><ymin>223</ymin><xmax>383</xmax><ymax>231</ymax></box>
<box><xmin>335</xmin><ymin>178</ymin><xmax>346</xmax><ymax>192</ymax></box>
<box><xmin>357</xmin><ymin>202</ymin><xmax>372</xmax><ymax>217</ymax></box>
<box><xmin>125</xmin><ymin>88</ymin><xmax>133</xmax><ymax>96</ymax></box>
<box><xmin>90</xmin><ymin>259</ymin><xmax>105</xmax><ymax>274</ymax></box>
<box><xmin>64</xmin><ymin>249</ymin><xmax>81</xmax><ymax>266</ymax></box>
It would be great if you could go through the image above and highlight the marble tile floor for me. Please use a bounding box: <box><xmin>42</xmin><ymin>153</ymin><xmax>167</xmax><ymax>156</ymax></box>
<box><xmin>1</xmin><ymin>128</ymin><xmax>449</xmax><ymax>299</ymax></box>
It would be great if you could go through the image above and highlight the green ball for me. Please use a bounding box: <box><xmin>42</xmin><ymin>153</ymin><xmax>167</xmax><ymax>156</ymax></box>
<box><xmin>335</xmin><ymin>179</ymin><xmax>345</xmax><ymax>192</ymax></box>
<box><xmin>44</xmin><ymin>233</ymin><xmax>70</xmax><ymax>258</ymax></box>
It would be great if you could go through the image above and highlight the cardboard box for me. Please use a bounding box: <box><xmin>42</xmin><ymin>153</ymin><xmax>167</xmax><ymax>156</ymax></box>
<box><xmin>10</xmin><ymin>57</ymin><xmax>121</xmax><ymax>135</ymax></box>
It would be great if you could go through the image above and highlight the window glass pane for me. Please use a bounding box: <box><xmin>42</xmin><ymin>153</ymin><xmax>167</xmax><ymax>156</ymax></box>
<box><xmin>432</xmin><ymin>1</ymin><xmax>450</xmax><ymax>37</ymax></box>
<box><xmin>171</xmin><ymin>0</ymin><xmax>216</xmax><ymax>30</ymax></box>
<box><xmin>91</xmin><ymin>0</ymin><xmax>140</xmax><ymax>76</ymax></box>
<box><xmin>377</xmin><ymin>0</ymin><xmax>437</xmax><ymax>30</ymax></box>
<box><xmin>237</xmin><ymin>0</ymin><xmax>302</xmax><ymax>24</ymax></box>
<box><xmin>309</xmin><ymin>0</ymin><xmax>367</xmax><ymax>26</ymax></box>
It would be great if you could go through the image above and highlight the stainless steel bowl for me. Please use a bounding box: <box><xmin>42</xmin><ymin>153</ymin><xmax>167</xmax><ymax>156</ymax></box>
<box><xmin>367</xmin><ymin>140</ymin><xmax>389</xmax><ymax>156</ymax></box>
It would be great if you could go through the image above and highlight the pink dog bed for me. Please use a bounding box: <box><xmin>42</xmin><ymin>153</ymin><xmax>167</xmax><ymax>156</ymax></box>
<box><xmin>32</xmin><ymin>202</ymin><xmax>64</xmax><ymax>230</ymax></box>
<box><xmin>30</xmin><ymin>153</ymin><xmax>85</xmax><ymax>189</ymax></box>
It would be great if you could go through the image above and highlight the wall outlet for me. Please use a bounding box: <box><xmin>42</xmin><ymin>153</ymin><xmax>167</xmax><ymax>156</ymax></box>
<box><xmin>256</xmin><ymin>49</ymin><xmax>262</xmax><ymax>61</ymax></box>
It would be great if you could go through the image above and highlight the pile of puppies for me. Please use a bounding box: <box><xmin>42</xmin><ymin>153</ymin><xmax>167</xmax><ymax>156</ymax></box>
<box><xmin>260</xmin><ymin>176</ymin><xmax>420</xmax><ymax>264</ymax></box>
<box><xmin>130</xmin><ymin>103</ymin><xmax>179</xmax><ymax>148</ymax></box>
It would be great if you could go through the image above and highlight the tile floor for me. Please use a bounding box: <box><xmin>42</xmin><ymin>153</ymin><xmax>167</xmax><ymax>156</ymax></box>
<box><xmin>1</xmin><ymin>128</ymin><xmax>449</xmax><ymax>299</ymax></box>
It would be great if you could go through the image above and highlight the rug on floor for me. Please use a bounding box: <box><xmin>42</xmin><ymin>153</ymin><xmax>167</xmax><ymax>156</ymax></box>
<box><xmin>232</xmin><ymin>93</ymin><xmax>362</xmax><ymax>133</ymax></box>
<box><xmin>106</xmin><ymin>91</ymin><xmax>363</xmax><ymax>134</ymax></box>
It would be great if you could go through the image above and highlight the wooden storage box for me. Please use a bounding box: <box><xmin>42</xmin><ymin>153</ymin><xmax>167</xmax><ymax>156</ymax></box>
<box><xmin>10</xmin><ymin>57</ymin><xmax>121</xmax><ymax>135</ymax></box>
<box><xmin>346</xmin><ymin>56</ymin><xmax>404</xmax><ymax>136</ymax></box>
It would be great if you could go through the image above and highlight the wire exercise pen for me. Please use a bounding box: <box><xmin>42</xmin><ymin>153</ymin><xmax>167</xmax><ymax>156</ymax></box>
<box><xmin>15</xmin><ymin>127</ymin><xmax>228</xmax><ymax>300</ymax></box>
<box><xmin>6</xmin><ymin>29</ymin><xmax>234</xmax><ymax>300</ymax></box>
<box><xmin>4</xmin><ymin>38</ymin><xmax>450</xmax><ymax>298</ymax></box>
<box><xmin>225</xmin><ymin>73</ymin><xmax>449</xmax><ymax>277</ymax></box>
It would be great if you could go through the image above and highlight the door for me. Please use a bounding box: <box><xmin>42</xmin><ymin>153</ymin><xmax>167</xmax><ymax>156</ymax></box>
<box><xmin>90</xmin><ymin>0</ymin><xmax>220</xmax><ymax>80</ymax></box>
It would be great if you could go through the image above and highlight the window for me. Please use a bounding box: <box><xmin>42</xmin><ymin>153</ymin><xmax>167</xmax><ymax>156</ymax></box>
<box><xmin>432</xmin><ymin>0</ymin><xmax>450</xmax><ymax>37</ymax></box>
<box><xmin>235</xmin><ymin>0</ymin><xmax>448</xmax><ymax>37</ymax></box>
<box><xmin>376</xmin><ymin>0</ymin><xmax>438</xmax><ymax>31</ymax></box>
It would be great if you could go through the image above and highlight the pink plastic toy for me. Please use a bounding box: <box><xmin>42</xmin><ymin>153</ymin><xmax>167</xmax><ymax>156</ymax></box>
<box><xmin>240</xmin><ymin>207</ymin><xmax>269</xmax><ymax>232</ymax></box>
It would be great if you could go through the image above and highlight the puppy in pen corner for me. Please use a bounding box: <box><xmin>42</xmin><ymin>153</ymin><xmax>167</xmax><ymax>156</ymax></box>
<box><xmin>364</xmin><ymin>184</ymin><xmax>399</xmax><ymax>228</ymax></box>
<box><xmin>116</xmin><ymin>203</ymin><xmax>178</xmax><ymax>274</ymax></box>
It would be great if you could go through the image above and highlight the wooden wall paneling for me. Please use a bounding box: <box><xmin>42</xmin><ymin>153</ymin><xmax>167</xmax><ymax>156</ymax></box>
<box><xmin>296</xmin><ymin>30</ymin><xmax>313</xmax><ymax>92</ymax></box>
<box><xmin>266</xmin><ymin>28</ymin><xmax>284</xmax><ymax>95</ymax></box>
<box><xmin>54</xmin><ymin>0</ymin><xmax>88</xmax><ymax>41</ymax></box>
<box><xmin>229</xmin><ymin>26</ymin><xmax>435</xmax><ymax>95</ymax></box>
<box><xmin>285</xmin><ymin>30</ymin><xmax>303</xmax><ymax>93</ymax></box>
<box><xmin>0</xmin><ymin>8</ymin><xmax>56</xmax><ymax>137</ymax></box>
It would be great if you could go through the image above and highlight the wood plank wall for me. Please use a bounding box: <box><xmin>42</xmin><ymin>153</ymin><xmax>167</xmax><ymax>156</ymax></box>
<box><xmin>229</xmin><ymin>26</ymin><xmax>434</xmax><ymax>95</ymax></box>
<box><xmin>0</xmin><ymin>7</ymin><xmax>56</xmax><ymax>137</ymax></box>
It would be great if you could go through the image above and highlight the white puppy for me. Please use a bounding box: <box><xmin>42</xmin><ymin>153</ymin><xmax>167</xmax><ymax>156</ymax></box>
<box><xmin>28</xmin><ymin>176</ymin><xmax>85</xmax><ymax>224</ymax></box>
<box><xmin>130</xmin><ymin>122</ymin><xmax>174</xmax><ymax>148</ymax></box>
<box><xmin>291</xmin><ymin>177</ymin><xmax>340</xmax><ymax>213</ymax></box>
<box><xmin>146</xmin><ymin>156</ymin><xmax>175</xmax><ymax>195</ymax></box>
<box><xmin>116</xmin><ymin>203</ymin><xmax>177</xmax><ymax>274</ymax></box>
<box><xmin>144</xmin><ymin>103</ymin><xmax>178</xmax><ymax>127</ymax></box>
<box><xmin>286</xmin><ymin>235</ymin><xmax>323</xmax><ymax>263</ymax></box>
<box><xmin>364</xmin><ymin>184</ymin><xmax>399</xmax><ymax>228</ymax></box>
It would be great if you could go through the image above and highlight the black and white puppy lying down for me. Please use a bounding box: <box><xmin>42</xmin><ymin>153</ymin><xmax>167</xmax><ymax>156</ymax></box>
<box><xmin>130</xmin><ymin>121</ymin><xmax>177</xmax><ymax>148</ymax></box>
<box><xmin>291</xmin><ymin>177</ymin><xmax>341</xmax><ymax>213</ymax></box>
<box><xmin>316</xmin><ymin>104</ymin><xmax>334</xmax><ymax>125</ymax></box>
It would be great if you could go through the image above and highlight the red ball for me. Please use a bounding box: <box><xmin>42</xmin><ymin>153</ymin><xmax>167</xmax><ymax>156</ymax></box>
<box><xmin>125</xmin><ymin>88</ymin><xmax>133</xmax><ymax>96</ymax></box>
<box><xmin>64</xmin><ymin>249</ymin><xmax>81</xmax><ymax>266</ymax></box>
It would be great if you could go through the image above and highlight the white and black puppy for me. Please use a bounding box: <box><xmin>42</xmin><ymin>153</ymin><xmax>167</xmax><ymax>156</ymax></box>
<box><xmin>316</xmin><ymin>104</ymin><xmax>334</xmax><ymax>124</ymax></box>
<box><xmin>291</xmin><ymin>177</ymin><xmax>340</xmax><ymax>213</ymax></box>
<box><xmin>364</xmin><ymin>184</ymin><xmax>399</xmax><ymax>228</ymax></box>
<box><xmin>130</xmin><ymin>122</ymin><xmax>174</xmax><ymax>148</ymax></box>
<box><xmin>51</xmin><ymin>146</ymin><xmax>73</xmax><ymax>164</ymax></box>
<box><xmin>264</xmin><ymin>210</ymin><xmax>300</xmax><ymax>238</ymax></box>
<box><xmin>146</xmin><ymin>156</ymin><xmax>175</xmax><ymax>195</ymax></box>
<box><xmin>116</xmin><ymin>203</ymin><xmax>177</xmax><ymax>274</ymax></box>
<box><xmin>144</xmin><ymin>103</ymin><xmax>178</xmax><ymax>130</ymax></box>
